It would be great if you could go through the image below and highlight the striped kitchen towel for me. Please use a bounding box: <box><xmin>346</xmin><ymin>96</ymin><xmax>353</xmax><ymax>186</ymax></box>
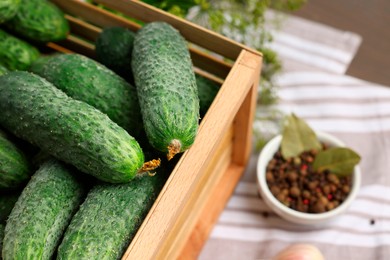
<box><xmin>265</xmin><ymin>11</ymin><xmax>362</xmax><ymax>74</ymax></box>
<box><xmin>200</xmin><ymin>71</ymin><xmax>390</xmax><ymax>260</ymax></box>
<box><xmin>199</xmin><ymin>11</ymin><xmax>390</xmax><ymax>260</ymax></box>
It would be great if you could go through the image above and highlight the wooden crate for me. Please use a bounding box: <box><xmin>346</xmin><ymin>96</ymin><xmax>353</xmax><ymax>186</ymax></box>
<box><xmin>48</xmin><ymin>0</ymin><xmax>262</xmax><ymax>259</ymax></box>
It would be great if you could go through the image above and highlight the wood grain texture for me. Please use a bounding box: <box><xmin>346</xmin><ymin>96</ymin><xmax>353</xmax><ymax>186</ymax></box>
<box><xmin>178</xmin><ymin>164</ymin><xmax>246</xmax><ymax>259</ymax></box>
<box><xmin>157</xmin><ymin>128</ymin><xmax>233</xmax><ymax>259</ymax></box>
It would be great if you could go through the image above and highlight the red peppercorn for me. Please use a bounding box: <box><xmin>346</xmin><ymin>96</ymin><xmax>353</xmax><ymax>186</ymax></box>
<box><xmin>301</xmin><ymin>164</ymin><xmax>308</xmax><ymax>171</ymax></box>
<box><xmin>327</xmin><ymin>194</ymin><xmax>333</xmax><ymax>200</ymax></box>
<box><xmin>303</xmin><ymin>199</ymin><xmax>309</xmax><ymax>205</ymax></box>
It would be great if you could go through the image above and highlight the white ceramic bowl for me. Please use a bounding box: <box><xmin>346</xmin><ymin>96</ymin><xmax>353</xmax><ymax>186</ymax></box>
<box><xmin>256</xmin><ymin>131</ymin><xmax>361</xmax><ymax>225</ymax></box>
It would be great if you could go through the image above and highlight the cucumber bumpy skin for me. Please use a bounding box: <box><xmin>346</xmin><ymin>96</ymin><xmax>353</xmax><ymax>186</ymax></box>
<box><xmin>57</xmin><ymin>171</ymin><xmax>167</xmax><ymax>259</ymax></box>
<box><xmin>0</xmin><ymin>28</ymin><xmax>40</xmax><ymax>71</ymax></box>
<box><xmin>0</xmin><ymin>63</ymin><xmax>8</xmax><ymax>75</ymax></box>
<box><xmin>0</xmin><ymin>129</ymin><xmax>32</xmax><ymax>190</ymax></box>
<box><xmin>132</xmin><ymin>22</ymin><xmax>199</xmax><ymax>160</ymax></box>
<box><xmin>0</xmin><ymin>71</ymin><xmax>150</xmax><ymax>183</ymax></box>
<box><xmin>5</xmin><ymin>0</ymin><xmax>69</xmax><ymax>42</ymax></box>
<box><xmin>196</xmin><ymin>74</ymin><xmax>220</xmax><ymax>117</ymax></box>
<box><xmin>95</xmin><ymin>26</ymin><xmax>136</xmax><ymax>81</ymax></box>
<box><xmin>0</xmin><ymin>224</ymin><xmax>4</xmax><ymax>253</ymax></box>
<box><xmin>0</xmin><ymin>0</ymin><xmax>20</xmax><ymax>23</ymax></box>
<box><xmin>2</xmin><ymin>160</ymin><xmax>86</xmax><ymax>260</ymax></box>
<box><xmin>30</xmin><ymin>53</ymin><xmax>143</xmax><ymax>138</ymax></box>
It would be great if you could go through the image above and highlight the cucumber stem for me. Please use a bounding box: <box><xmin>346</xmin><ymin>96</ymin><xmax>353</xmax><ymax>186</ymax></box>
<box><xmin>167</xmin><ymin>139</ymin><xmax>181</xmax><ymax>161</ymax></box>
<box><xmin>138</xmin><ymin>158</ymin><xmax>161</xmax><ymax>174</ymax></box>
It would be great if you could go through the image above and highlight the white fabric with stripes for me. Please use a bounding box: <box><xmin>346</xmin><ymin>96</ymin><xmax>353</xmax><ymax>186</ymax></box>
<box><xmin>200</xmin><ymin>10</ymin><xmax>390</xmax><ymax>260</ymax></box>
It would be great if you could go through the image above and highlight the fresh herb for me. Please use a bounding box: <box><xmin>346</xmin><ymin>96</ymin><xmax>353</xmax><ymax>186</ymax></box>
<box><xmin>280</xmin><ymin>114</ymin><xmax>361</xmax><ymax>176</ymax></box>
<box><xmin>281</xmin><ymin>113</ymin><xmax>321</xmax><ymax>159</ymax></box>
<box><xmin>313</xmin><ymin>147</ymin><xmax>361</xmax><ymax>176</ymax></box>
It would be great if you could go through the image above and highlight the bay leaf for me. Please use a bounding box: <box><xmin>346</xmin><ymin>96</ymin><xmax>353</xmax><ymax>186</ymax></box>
<box><xmin>313</xmin><ymin>147</ymin><xmax>361</xmax><ymax>176</ymax></box>
<box><xmin>281</xmin><ymin>113</ymin><xmax>322</xmax><ymax>159</ymax></box>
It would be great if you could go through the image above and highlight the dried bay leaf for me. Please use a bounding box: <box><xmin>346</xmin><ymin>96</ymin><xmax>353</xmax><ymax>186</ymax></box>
<box><xmin>281</xmin><ymin>114</ymin><xmax>322</xmax><ymax>159</ymax></box>
<box><xmin>313</xmin><ymin>147</ymin><xmax>361</xmax><ymax>176</ymax></box>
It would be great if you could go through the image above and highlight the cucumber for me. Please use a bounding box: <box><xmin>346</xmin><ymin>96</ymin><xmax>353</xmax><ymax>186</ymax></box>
<box><xmin>5</xmin><ymin>0</ymin><xmax>69</xmax><ymax>42</ymax></box>
<box><xmin>0</xmin><ymin>191</ymin><xmax>20</xmax><ymax>223</ymax></box>
<box><xmin>95</xmin><ymin>26</ymin><xmax>135</xmax><ymax>81</ymax></box>
<box><xmin>57</xmin><ymin>157</ymin><xmax>171</xmax><ymax>259</ymax></box>
<box><xmin>0</xmin><ymin>129</ymin><xmax>32</xmax><ymax>190</ymax></box>
<box><xmin>132</xmin><ymin>22</ymin><xmax>199</xmax><ymax>160</ymax></box>
<box><xmin>0</xmin><ymin>223</ymin><xmax>4</xmax><ymax>253</ymax></box>
<box><xmin>2</xmin><ymin>160</ymin><xmax>86</xmax><ymax>260</ymax></box>
<box><xmin>0</xmin><ymin>63</ymin><xmax>8</xmax><ymax>75</ymax></box>
<box><xmin>0</xmin><ymin>28</ymin><xmax>40</xmax><ymax>71</ymax></box>
<box><xmin>0</xmin><ymin>71</ymin><xmax>154</xmax><ymax>183</ymax></box>
<box><xmin>29</xmin><ymin>53</ymin><xmax>143</xmax><ymax>138</ymax></box>
<box><xmin>0</xmin><ymin>0</ymin><xmax>20</xmax><ymax>23</ymax></box>
<box><xmin>196</xmin><ymin>74</ymin><xmax>220</xmax><ymax>117</ymax></box>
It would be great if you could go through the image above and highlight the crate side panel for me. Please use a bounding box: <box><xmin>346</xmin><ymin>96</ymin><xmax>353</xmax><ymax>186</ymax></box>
<box><xmin>157</xmin><ymin>126</ymin><xmax>234</xmax><ymax>259</ymax></box>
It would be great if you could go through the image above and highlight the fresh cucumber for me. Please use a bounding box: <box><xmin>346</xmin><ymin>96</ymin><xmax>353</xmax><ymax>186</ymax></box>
<box><xmin>29</xmin><ymin>53</ymin><xmax>143</xmax><ymax>138</ymax></box>
<box><xmin>5</xmin><ymin>0</ymin><xmax>69</xmax><ymax>42</ymax></box>
<box><xmin>0</xmin><ymin>129</ymin><xmax>32</xmax><ymax>190</ymax></box>
<box><xmin>0</xmin><ymin>0</ymin><xmax>20</xmax><ymax>23</ymax></box>
<box><xmin>0</xmin><ymin>71</ymin><xmax>156</xmax><ymax>183</ymax></box>
<box><xmin>57</xmin><ymin>168</ymin><xmax>168</xmax><ymax>259</ymax></box>
<box><xmin>196</xmin><ymin>74</ymin><xmax>220</xmax><ymax>117</ymax></box>
<box><xmin>0</xmin><ymin>28</ymin><xmax>40</xmax><ymax>71</ymax></box>
<box><xmin>95</xmin><ymin>26</ymin><xmax>135</xmax><ymax>81</ymax></box>
<box><xmin>132</xmin><ymin>22</ymin><xmax>199</xmax><ymax>160</ymax></box>
<box><xmin>0</xmin><ymin>63</ymin><xmax>8</xmax><ymax>75</ymax></box>
<box><xmin>2</xmin><ymin>159</ymin><xmax>86</xmax><ymax>260</ymax></box>
<box><xmin>0</xmin><ymin>223</ymin><xmax>4</xmax><ymax>254</ymax></box>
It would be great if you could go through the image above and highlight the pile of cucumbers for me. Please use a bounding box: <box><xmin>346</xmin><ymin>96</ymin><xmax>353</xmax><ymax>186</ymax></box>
<box><xmin>0</xmin><ymin>1</ymin><xmax>220</xmax><ymax>258</ymax></box>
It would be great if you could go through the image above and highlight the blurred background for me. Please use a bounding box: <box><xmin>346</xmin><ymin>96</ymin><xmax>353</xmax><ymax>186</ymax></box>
<box><xmin>292</xmin><ymin>0</ymin><xmax>389</xmax><ymax>86</ymax></box>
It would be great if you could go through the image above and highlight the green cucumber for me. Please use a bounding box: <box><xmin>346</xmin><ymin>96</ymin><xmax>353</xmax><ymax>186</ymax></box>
<box><xmin>5</xmin><ymin>0</ymin><xmax>69</xmax><ymax>42</ymax></box>
<box><xmin>0</xmin><ymin>0</ymin><xmax>20</xmax><ymax>23</ymax></box>
<box><xmin>0</xmin><ymin>191</ymin><xmax>20</xmax><ymax>223</ymax></box>
<box><xmin>196</xmin><ymin>74</ymin><xmax>220</xmax><ymax>117</ymax></box>
<box><xmin>0</xmin><ymin>71</ymin><xmax>151</xmax><ymax>183</ymax></box>
<box><xmin>132</xmin><ymin>22</ymin><xmax>199</xmax><ymax>160</ymax></box>
<box><xmin>0</xmin><ymin>129</ymin><xmax>32</xmax><ymax>190</ymax></box>
<box><xmin>0</xmin><ymin>223</ymin><xmax>4</xmax><ymax>253</ymax></box>
<box><xmin>0</xmin><ymin>63</ymin><xmax>8</xmax><ymax>75</ymax></box>
<box><xmin>2</xmin><ymin>160</ymin><xmax>86</xmax><ymax>260</ymax></box>
<box><xmin>29</xmin><ymin>53</ymin><xmax>143</xmax><ymax>138</ymax></box>
<box><xmin>95</xmin><ymin>26</ymin><xmax>135</xmax><ymax>81</ymax></box>
<box><xmin>57</xmin><ymin>167</ymin><xmax>168</xmax><ymax>259</ymax></box>
<box><xmin>0</xmin><ymin>28</ymin><xmax>40</xmax><ymax>71</ymax></box>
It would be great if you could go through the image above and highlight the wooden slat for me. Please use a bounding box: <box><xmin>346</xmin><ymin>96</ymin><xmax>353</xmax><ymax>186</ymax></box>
<box><xmin>57</xmin><ymin>35</ymin><xmax>96</xmax><ymax>58</ymax></box>
<box><xmin>95</xmin><ymin>0</ymin><xmax>261</xmax><ymax>60</ymax></box>
<box><xmin>232</xmin><ymin>55</ymin><xmax>262</xmax><ymax>165</ymax></box>
<box><xmin>123</xmin><ymin>49</ymin><xmax>260</xmax><ymax>260</ymax></box>
<box><xmin>178</xmin><ymin>163</ymin><xmax>246</xmax><ymax>259</ymax></box>
<box><xmin>51</xmin><ymin>0</ymin><xmax>140</xmax><ymax>30</ymax></box>
<box><xmin>66</xmin><ymin>15</ymin><xmax>101</xmax><ymax>42</ymax></box>
<box><xmin>190</xmin><ymin>47</ymin><xmax>232</xmax><ymax>79</ymax></box>
<box><xmin>156</xmin><ymin>127</ymin><xmax>233</xmax><ymax>259</ymax></box>
<box><xmin>193</xmin><ymin>67</ymin><xmax>224</xmax><ymax>85</ymax></box>
<box><xmin>52</xmin><ymin>0</ymin><xmax>232</xmax><ymax>78</ymax></box>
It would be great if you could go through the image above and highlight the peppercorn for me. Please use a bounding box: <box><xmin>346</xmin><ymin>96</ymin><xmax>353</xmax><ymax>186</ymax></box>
<box><xmin>265</xmin><ymin>144</ymin><xmax>352</xmax><ymax>214</ymax></box>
